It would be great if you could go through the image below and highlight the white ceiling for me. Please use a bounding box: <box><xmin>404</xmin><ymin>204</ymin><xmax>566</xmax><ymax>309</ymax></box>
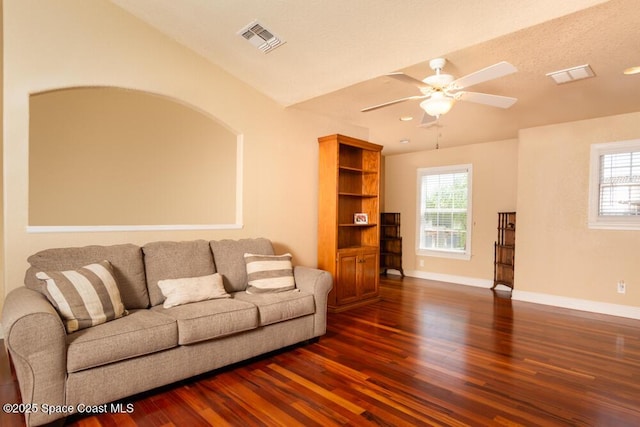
<box><xmin>110</xmin><ymin>0</ymin><xmax>640</xmax><ymax>154</ymax></box>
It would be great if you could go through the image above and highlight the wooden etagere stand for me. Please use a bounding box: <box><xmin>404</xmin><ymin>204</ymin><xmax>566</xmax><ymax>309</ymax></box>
<box><xmin>380</xmin><ymin>212</ymin><xmax>404</xmax><ymax>277</ymax></box>
<box><xmin>317</xmin><ymin>134</ymin><xmax>382</xmax><ymax>312</ymax></box>
<box><xmin>493</xmin><ymin>212</ymin><xmax>516</xmax><ymax>290</ymax></box>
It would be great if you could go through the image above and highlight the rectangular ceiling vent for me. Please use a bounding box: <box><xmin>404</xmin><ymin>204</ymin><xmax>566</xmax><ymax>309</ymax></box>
<box><xmin>546</xmin><ymin>64</ymin><xmax>595</xmax><ymax>84</ymax></box>
<box><xmin>238</xmin><ymin>20</ymin><xmax>285</xmax><ymax>53</ymax></box>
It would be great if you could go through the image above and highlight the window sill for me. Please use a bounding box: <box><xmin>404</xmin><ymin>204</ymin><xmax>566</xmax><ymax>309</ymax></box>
<box><xmin>587</xmin><ymin>218</ymin><xmax>640</xmax><ymax>231</ymax></box>
<box><xmin>417</xmin><ymin>249</ymin><xmax>471</xmax><ymax>261</ymax></box>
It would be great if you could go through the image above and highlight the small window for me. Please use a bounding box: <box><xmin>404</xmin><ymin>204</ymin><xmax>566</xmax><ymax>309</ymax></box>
<box><xmin>416</xmin><ymin>164</ymin><xmax>472</xmax><ymax>259</ymax></box>
<box><xmin>589</xmin><ymin>139</ymin><xmax>640</xmax><ymax>229</ymax></box>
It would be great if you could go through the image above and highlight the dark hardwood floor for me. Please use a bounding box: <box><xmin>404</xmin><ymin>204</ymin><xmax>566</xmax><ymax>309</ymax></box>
<box><xmin>2</xmin><ymin>276</ymin><xmax>639</xmax><ymax>426</ymax></box>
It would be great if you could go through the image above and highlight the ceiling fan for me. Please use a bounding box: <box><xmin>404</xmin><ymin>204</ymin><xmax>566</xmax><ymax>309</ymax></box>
<box><xmin>362</xmin><ymin>58</ymin><xmax>518</xmax><ymax>123</ymax></box>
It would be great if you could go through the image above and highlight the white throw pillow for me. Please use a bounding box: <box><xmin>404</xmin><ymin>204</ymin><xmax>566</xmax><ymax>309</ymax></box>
<box><xmin>158</xmin><ymin>273</ymin><xmax>229</xmax><ymax>308</ymax></box>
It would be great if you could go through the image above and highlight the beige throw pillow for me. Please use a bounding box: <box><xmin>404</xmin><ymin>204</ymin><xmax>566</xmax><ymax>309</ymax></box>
<box><xmin>158</xmin><ymin>273</ymin><xmax>229</xmax><ymax>308</ymax></box>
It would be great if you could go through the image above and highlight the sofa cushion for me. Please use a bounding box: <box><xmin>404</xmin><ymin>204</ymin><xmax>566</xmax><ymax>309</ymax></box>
<box><xmin>66</xmin><ymin>309</ymin><xmax>178</xmax><ymax>373</ymax></box>
<box><xmin>143</xmin><ymin>240</ymin><xmax>216</xmax><ymax>307</ymax></box>
<box><xmin>35</xmin><ymin>261</ymin><xmax>128</xmax><ymax>333</ymax></box>
<box><xmin>244</xmin><ymin>253</ymin><xmax>296</xmax><ymax>294</ymax></box>
<box><xmin>210</xmin><ymin>238</ymin><xmax>274</xmax><ymax>292</ymax></box>
<box><xmin>25</xmin><ymin>243</ymin><xmax>149</xmax><ymax>309</ymax></box>
<box><xmin>233</xmin><ymin>291</ymin><xmax>315</xmax><ymax>326</ymax></box>
<box><xmin>151</xmin><ymin>298</ymin><xmax>258</xmax><ymax>345</ymax></box>
<box><xmin>158</xmin><ymin>273</ymin><xmax>230</xmax><ymax>308</ymax></box>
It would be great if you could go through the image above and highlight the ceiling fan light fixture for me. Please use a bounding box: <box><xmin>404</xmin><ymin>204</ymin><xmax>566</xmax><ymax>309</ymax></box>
<box><xmin>424</xmin><ymin>73</ymin><xmax>454</xmax><ymax>88</ymax></box>
<box><xmin>362</xmin><ymin>59</ymin><xmax>517</xmax><ymax>116</ymax></box>
<box><xmin>623</xmin><ymin>66</ymin><xmax>640</xmax><ymax>75</ymax></box>
<box><xmin>420</xmin><ymin>93</ymin><xmax>454</xmax><ymax>117</ymax></box>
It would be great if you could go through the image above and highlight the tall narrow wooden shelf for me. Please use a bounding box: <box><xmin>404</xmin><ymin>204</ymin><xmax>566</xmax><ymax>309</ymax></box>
<box><xmin>493</xmin><ymin>212</ymin><xmax>516</xmax><ymax>290</ymax></box>
<box><xmin>318</xmin><ymin>134</ymin><xmax>382</xmax><ymax>312</ymax></box>
<box><xmin>380</xmin><ymin>212</ymin><xmax>404</xmax><ymax>277</ymax></box>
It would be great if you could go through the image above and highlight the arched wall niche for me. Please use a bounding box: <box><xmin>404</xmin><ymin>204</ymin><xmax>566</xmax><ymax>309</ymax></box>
<box><xmin>28</xmin><ymin>86</ymin><xmax>242</xmax><ymax>232</ymax></box>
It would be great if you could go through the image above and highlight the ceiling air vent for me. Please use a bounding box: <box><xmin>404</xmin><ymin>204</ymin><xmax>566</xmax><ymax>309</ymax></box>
<box><xmin>546</xmin><ymin>64</ymin><xmax>595</xmax><ymax>84</ymax></box>
<box><xmin>238</xmin><ymin>20</ymin><xmax>285</xmax><ymax>53</ymax></box>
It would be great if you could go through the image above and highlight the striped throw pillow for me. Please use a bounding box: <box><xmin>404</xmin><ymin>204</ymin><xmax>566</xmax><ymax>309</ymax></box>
<box><xmin>244</xmin><ymin>253</ymin><xmax>296</xmax><ymax>294</ymax></box>
<box><xmin>36</xmin><ymin>260</ymin><xmax>127</xmax><ymax>333</ymax></box>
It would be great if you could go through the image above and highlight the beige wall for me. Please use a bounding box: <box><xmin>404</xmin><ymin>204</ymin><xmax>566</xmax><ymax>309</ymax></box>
<box><xmin>384</xmin><ymin>138</ymin><xmax>519</xmax><ymax>282</ymax></box>
<box><xmin>2</xmin><ymin>0</ymin><xmax>366</xmax><ymax>310</ymax></box>
<box><xmin>29</xmin><ymin>87</ymin><xmax>237</xmax><ymax>226</ymax></box>
<box><xmin>516</xmin><ymin>112</ymin><xmax>640</xmax><ymax>308</ymax></box>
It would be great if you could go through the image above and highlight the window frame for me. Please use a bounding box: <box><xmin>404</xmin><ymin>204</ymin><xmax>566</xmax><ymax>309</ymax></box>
<box><xmin>416</xmin><ymin>164</ymin><xmax>473</xmax><ymax>260</ymax></box>
<box><xmin>588</xmin><ymin>139</ymin><xmax>640</xmax><ymax>230</ymax></box>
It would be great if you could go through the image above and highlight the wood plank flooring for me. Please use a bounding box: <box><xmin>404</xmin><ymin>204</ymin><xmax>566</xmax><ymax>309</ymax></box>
<box><xmin>2</xmin><ymin>276</ymin><xmax>640</xmax><ymax>426</ymax></box>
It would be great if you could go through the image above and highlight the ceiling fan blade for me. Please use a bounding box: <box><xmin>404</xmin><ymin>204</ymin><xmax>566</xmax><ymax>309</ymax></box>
<box><xmin>361</xmin><ymin>94</ymin><xmax>427</xmax><ymax>112</ymax></box>
<box><xmin>387</xmin><ymin>72</ymin><xmax>431</xmax><ymax>89</ymax></box>
<box><xmin>457</xmin><ymin>91</ymin><xmax>517</xmax><ymax>108</ymax></box>
<box><xmin>450</xmin><ymin>61</ymin><xmax>517</xmax><ymax>90</ymax></box>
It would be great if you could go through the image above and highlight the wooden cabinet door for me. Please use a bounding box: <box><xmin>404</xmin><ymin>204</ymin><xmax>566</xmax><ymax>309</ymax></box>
<box><xmin>336</xmin><ymin>252</ymin><xmax>359</xmax><ymax>305</ymax></box>
<box><xmin>359</xmin><ymin>250</ymin><xmax>379</xmax><ymax>299</ymax></box>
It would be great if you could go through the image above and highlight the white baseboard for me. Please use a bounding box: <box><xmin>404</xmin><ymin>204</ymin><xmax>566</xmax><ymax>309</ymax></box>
<box><xmin>404</xmin><ymin>271</ymin><xmax>640</xmax><ymax>320</ymax></box>
<box><xmin>512</xmin><ymin>290</ymin><xmax>640</xmax><ymax>320</ymax></box>
<box><xmin>405</xmin><ymin>270</ymin><xmax>493</xmax><ymax>288</ymax></box>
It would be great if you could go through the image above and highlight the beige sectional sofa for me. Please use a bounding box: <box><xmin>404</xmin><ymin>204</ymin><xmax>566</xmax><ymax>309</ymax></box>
<box><xmin>1</xmin><ymin>238</ymin><xmax>332</xmax><ymax>427</ymax></box>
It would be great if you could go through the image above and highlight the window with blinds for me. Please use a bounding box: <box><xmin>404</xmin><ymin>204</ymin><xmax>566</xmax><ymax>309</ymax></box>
<box><xmin>599</xmin><ymin>151</ymin><xmax>640</xmax><ymax>216</ymax></box>
<box><xmin>416</xmin><ymin>164</ymin><xmax>472</xmax><ymax>259</ymax></box>
<box><xmin>589</xmin><ymin>139</ymin><xmax>640</xmax><ymax>229</ymax></box>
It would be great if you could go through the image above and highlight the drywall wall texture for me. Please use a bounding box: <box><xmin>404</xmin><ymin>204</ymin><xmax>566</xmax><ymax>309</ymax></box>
<box><xmin>383</xmin><ymin>138</ymin><xmax>519</xmax><ymax>282</ymax></box>
<box><xmin>516</xmin><ymin>112</ymin><xmax>640</xmax><ymax>308</ymax></box>
<box><xmin>2</xmin><ymin>0</ymin><xmax>366</xmax><ymax>309</ymax></box>
<box><xmin>29</xmin><ymin>87</ymin><xmax>237</xmax><ymax>227</ymax></box>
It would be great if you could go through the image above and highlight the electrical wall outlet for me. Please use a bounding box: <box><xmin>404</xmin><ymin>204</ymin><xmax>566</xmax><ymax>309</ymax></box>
<box><xmin>617</xmin><ymin>280</ymin><xmax>626</xmax><ymax>294</ymax></box>
<box><xmin>419</xmin><ymin>259</ymin><xmax>424</xmax><ymax>267</ymax></box>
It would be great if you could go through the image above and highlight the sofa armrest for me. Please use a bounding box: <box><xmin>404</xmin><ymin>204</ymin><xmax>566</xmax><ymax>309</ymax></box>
<box><xmin>294</xmin><ymin>266</ymin><xmax>333</xmax><ymax>336</ymax></box>
<box><xmin>2</xmin><ymin>287</ymin><xmax>68</xmax><ymax>427</ymax></box>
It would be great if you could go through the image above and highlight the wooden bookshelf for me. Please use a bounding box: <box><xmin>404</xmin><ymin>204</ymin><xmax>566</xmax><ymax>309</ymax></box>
<box><xmin>493</xmin><ymin>212</ymin><xmax>516</xmax><ymax>290</ymax></box>
<box><xmin>380</xmin><ymin>212</ymin><xmax>404</xmax><ymax>277</ymax></box>
<box><xmin>318</xmin><ymin>134</ymin><xmax>382</xmax><ymax>312</ymax></box>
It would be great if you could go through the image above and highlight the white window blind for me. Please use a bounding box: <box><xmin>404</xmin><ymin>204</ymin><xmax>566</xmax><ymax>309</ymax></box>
<box><xmin>589</xmin><ymin>139</ymin><xmax>640</xmax><ymax>229</ymax></box>
<box><xmin>599</xmin><ymin>151</ymin><xmax>640</xmax><ymax>216</ymax></box>
<box><xmin>417</xmin><ymin>165</ymin><xmax>472</xmax><ymax>259</ymax></box>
